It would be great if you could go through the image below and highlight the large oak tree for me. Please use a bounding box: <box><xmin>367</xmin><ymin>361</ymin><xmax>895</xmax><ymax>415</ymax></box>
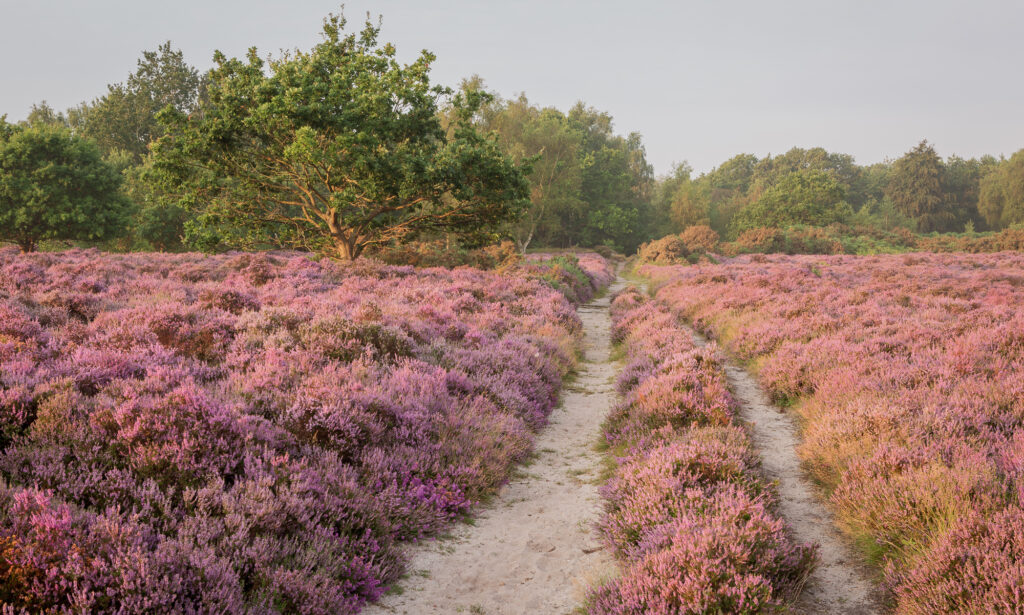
<box><xmin>153</xmin><ymin>14</ymin><xmax>529</xmax><ymax>260</ymax></box>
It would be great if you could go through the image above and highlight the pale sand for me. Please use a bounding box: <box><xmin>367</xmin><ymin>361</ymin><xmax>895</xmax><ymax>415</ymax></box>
<box><xmin>364</xmin><ymin>276</ymin><xmax>626</xmax><ymax>615</ymax></box>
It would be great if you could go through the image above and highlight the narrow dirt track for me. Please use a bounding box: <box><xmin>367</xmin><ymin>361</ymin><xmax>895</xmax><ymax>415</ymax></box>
<box><xmin>364</xmin><ymin>276</ymin><xmax>626</xmax><ymax>615</ymax></box>
<box><xmin>687</xmin><ymin>326</ymin><xmax>885</xmax><ymax>615</ymax></box>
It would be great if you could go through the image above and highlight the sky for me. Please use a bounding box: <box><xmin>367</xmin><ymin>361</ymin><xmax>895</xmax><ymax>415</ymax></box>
<box><xmin>2</xmin><ymin>0</ymin><xmax>1022</xmax><ymax>175</ymax></box>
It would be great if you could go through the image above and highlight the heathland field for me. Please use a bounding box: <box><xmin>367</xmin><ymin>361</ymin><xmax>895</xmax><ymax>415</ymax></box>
<box><xmin>0</xmin><ymin>247</ymin><xmax>611</xmax><ymax>612</ymax></box>
<box><xmin>642</xmin><ymin>253</ymin><xmax>1024</xmax><ymax>614</ymax></box>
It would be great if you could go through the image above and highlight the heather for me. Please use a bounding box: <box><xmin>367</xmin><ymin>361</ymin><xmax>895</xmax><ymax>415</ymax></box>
<box><xmin>524</xmin><ymin>252</ymin><xmax>616</xmax><ymax>304</ymax></box>
<box><xmin>587</xmin><ymin>287</ymin><xmax>814</xmax><ymax>614</ymax></box>
<box><xmin>643</xmin><ymin>252</ymin><xmax>1024</xmax><ymax>613</ymax></box>
<box><xmin>0</xmin><ymin>247</ymin><xmax>608</xmax><ymax>614</ymax></box>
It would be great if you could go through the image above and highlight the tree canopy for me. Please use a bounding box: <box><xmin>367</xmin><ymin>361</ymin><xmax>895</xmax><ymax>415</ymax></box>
<box><xmin>978</xmin><ymin>150</ymin><xmax>1024</xmax><ymax>229</ymax></box>
<box><xmin>885</xmin><ymin>140</ymin><xmax>951</xmax><ymax>232</ymax></box>
<box><xmin>153</xmin><ymin>14</ymin><xmax>529</xmax><ymax>260</ymax></box>
<box><xmin>474</xmin><ymin>92</ymin><xmax>584</xmax><ymax>252</ymax></box>
<box><xmin>0</xmin><ymin>120</ymin><xmax>130</xmax><ymax>251</ymax></box>
<box><xmin>467</xmin><ymin>87</ymin><xmax>655</xmax><ymax>253</ymax></box>
<box><xmin>80</xmin><ymin>42</ymin><xmax>203</xmax><ymax>161</ymax></box>
<box><xmin>731</xmin><ymin>169</ymin><xmax>851</xmax><ymax>234</ymax></box>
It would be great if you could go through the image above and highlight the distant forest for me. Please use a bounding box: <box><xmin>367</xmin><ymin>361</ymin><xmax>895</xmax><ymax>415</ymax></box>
<box><xmin>4</xmin><ymin>29</ymin><xmax>1024</xmax><ymax>257</ymax></box>
<box><xmin>653</xmin><ymin>142</ymin><xmax>1024</xmax><ymax>241</ymax></box>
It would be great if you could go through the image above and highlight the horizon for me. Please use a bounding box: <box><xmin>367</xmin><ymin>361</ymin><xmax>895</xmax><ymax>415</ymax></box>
<box><xmin>2</xmin><ymin>0</ymin><xmax>1022</xmax><ymax>175</ymax></box>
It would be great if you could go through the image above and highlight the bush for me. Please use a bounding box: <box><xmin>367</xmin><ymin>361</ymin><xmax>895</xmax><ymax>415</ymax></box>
<box><xmin>726</xmin><ymin>227</ymin><xmax>784</xmax><ymax>255</ymax></box>
<box><xmin>637</xmin><ymin>235</ymin><xmax>688</xmax><ymax>264</ymax></box>
<box><xmin>650</xmin><ymin>252</ymin><xmax>1024</xmax><ymax>613</ymax></box>
<box><xmin>679</xmin><ymin>225</ymin><xmax>719</xmax><ymax>253</ymax></box>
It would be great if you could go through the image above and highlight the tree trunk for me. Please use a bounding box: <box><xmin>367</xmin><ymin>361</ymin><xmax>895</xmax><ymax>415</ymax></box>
<box><xmin>334</xmin><ymin>236</ymin><xmax>362</xmax><ymax>261</ymax></box>
<box><xmin>18</xmin><ymin>238</ymin><xmax>36</xmax><ymax>253</ymax></box>
<box><xmin>515</xmin><ymin>229</ymin><xmax>534</xmax><ymax>255</ymax></box>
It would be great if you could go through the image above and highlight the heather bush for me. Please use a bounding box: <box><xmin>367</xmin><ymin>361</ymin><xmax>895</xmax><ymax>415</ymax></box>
<box><xmin>644</xmin><ymin>252</ymin><xmax>1024</xmax><ymax>612</ymax></box>
<box><xmin>892</xmin><ymin>509</ymin><xmax>1024</xmax><ymax>615</ymax></box>
<box><xmin>598</xmin><ymin>427</ymin><xmax>769</xmax><ymax>557</ymax></box>
<box><xmin>590</xmin><ymin>487</ymin><xmax>814</xmax><ymax>615</ymax></box>
<box><xmin>0</xmin><ymin>246</ymin><xmax>611</xmax><ymax>613</ymax></box>
<box><xmin>589</xmin><ymin>287</ymin><xmax>814</xmax><ymax>613</ymax></box>
<box><xmin>523</xmin><ymin>252</ymin><xmax>614</xmax><ymax>304</ymax></box>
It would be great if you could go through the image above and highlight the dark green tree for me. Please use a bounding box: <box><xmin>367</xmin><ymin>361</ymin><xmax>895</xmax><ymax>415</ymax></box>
<box><xmin>752</xmin><ymin>147</ymin><xmax>862</xmax><ymax>201</ymax></box>
<box><xmin>942</xmin><ymin>155</ymin><xmax>997</xmax><ymax>231</ymax></box>
<box><xmin>153</xmin><ymin>13</ymin><xmax>529</xmax><ymax>260</ymax></box>
<box><xmin>0</xmin><ymin>120</ymin><xmax>130</xmax><ymax>252</ymax></box>
<box><xmin>565</xmin><ymin>103</ymin><xmax>653</xmax><ymax>252</ymax></box>
<box><xmin>701</xmin><ymin>153</ymin><xmax>759</xmax><ymax>235</ymax></box>
<box><xmin>122</xmin><ymin>157</ymin><xmax>189</xmax><ymax>251</ymax></box>
<box><xmin>885</xmin><ymin>140</ymin><xmax>953</xmax><ymax>232</ymax></box>
<box><xmin>23</xmin><ymin>101</ymin><xmax>68</xmax><ymax>128</ymax></box>
<box><xmin>650</xmin><ymin>162</ymin><xmax>700</xmax><ymax>234</ymax></box>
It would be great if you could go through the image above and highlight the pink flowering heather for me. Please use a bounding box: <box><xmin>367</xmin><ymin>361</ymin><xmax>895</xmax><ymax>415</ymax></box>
<box><xmin>643</xmin><ymin>252</ymin><xmax>1024</xmax><ymax>612</ymax></box>
<box><xmin>0</xmin><ymin>247</ymin><xmax>609</xmax><ymax>614</ymax></box>
<box><xmin>524</xmin><ymin>252</ymin><xmax>615</xmax><ymax>303</ymax></box>
<box><xmin>588</xmin><ymin>288</ymin><xmax>814</xmax><ymax>614</ymax></box>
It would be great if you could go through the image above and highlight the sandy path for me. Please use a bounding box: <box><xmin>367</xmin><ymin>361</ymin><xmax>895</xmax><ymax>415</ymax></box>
<box><xmin>686</xmin><ymin>326</ymin><xmax>885</xmax><ymax>614</ymax></box>
<box><xmin>364</xmin><ymin>276</ymin><xmax>625</xmax><ymax>615</ymax></box>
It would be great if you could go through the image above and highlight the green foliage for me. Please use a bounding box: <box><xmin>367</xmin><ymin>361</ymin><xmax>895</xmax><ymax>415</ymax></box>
<box><xmin>568</xmin><ymin>104</ymin><xmax>653</xmax><ymax>253</ymax></box>
<box><xmin>750</xmin><ymin>146</ymin><xmax>861</xmax><ymax>200</ymax></box>
<box><xmin>79</xmin><ymin>42</ymin><xmax>202</xmax><ymax>161</ymax></box>
<box><xmin>122</xmin><ymin>158</ymin><xmax>189</xmax><ymax>251</ymax></box>
<box><xmin>731</xmin><ymin>169</ymin><xmax>851</xmax><ymax>235</ymax></box>
<box><xmin>152</xmin><ymin>13</ymin><xmax>529</xmax><ymax>260</ymax></box>
<box><xmin>847</xmin><ymin>196</ymin><xmax>917</xmax><ymax>232</ymax></box>
<box><xmin>465</xmin><ymin>85</ymin><xmax>654</xmax><ymax>253</ymax></box>
<box><xmin>650</xmin><ymin>142</ymin><xmax>1001</xmax><ymax>246</ymax></box>
<box><xmin>23</xmin><ymin>102</ymin><xmax>67</xmax><ymax>128</ymax></box>
<box><xmin>942</xmin><ymin>154</ymin><xmax>997</xmax><ymax>230</ymax></box>
<box><xmin>885</xmin><ymin>140</ymin><xmax>953</xmax><ymax>232</ymax></box>
<box><xmin>978</xmin><ymin>150</ymin><xmax>1024</xmax><ymax>229</ymax></box>
<box><xmin>472</xmin><ymin>89</ymin><xmax>583</xmax><ymax>252</ymax></box>
<box><xmin>0</xmin><ymin>120</ymin><xmax>130</xmax><ymax>252</ymax></box>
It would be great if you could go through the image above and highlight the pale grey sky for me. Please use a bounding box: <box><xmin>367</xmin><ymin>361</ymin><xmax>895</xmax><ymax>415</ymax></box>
<box><xmin>2</xmin><ymin>0</ymin><xmax>1022</xmax><ymax>174</ymax></box>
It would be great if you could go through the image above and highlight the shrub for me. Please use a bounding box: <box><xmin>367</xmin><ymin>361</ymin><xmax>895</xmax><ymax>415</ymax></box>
<box><xmin>637</xmin><ymin>236</ymin><xmax>688</xmax><ymax>264</ymax></box>
<box><xmin>679</xmin><ymin>225</ymin><xmax>720</xmax><ymax>254</ymax></box>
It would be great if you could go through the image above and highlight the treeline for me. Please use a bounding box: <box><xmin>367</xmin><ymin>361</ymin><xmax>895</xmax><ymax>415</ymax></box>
<box><xmin>4</xmin><ymin>43</ymin><xmax>203</xmax><ymax>252</ymax></box>
<box><xmin>464</xmin><ymin>82</ymin><xmax>654</xmax><ymax>253</ymax></box>
<box><xmin>1</xmin><ymin>20</ymin><xmax>657</xmax><ymax>257</ymax></box>
<box><xmin>5</xmin><ymin>10</ymin><xmax>1024</xmax><ymax>259</ymax></box>
<box><xmin>652</xmin><ymin>142</ymin><xmax>1024</xmax><ymax>240</ymax></box>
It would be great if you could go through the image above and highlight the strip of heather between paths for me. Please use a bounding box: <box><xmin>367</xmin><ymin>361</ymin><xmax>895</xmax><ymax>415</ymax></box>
<box><xmin>364</xmin><ymin>271</ymin><xmax>627</xmax><ymax>615</ymax></box>
<box><xmin>680</xmin><ymin>308</ymin><xmax>885</xmax><ymax>614</ymax></box>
